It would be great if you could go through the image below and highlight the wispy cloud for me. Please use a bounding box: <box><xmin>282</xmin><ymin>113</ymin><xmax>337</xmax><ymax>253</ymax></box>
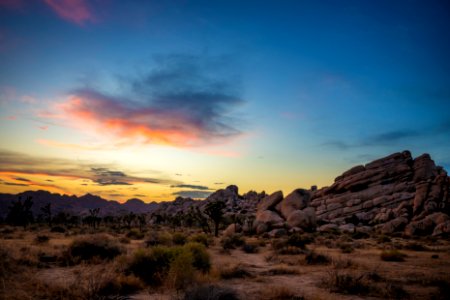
<box><xmin>172</xmin><ymin>190</ymin><xmax>212</xmax><ymax>199</ymax></box>
<box><xmin>0</xmin><ymin>149</ymin><xmax>180</xmax><ymax>187</ymax></box>
<box><xmin>49</xmin><ymin>54</ymin><xmax>244</xmax><ymax>148</ymax></box>
<box><xmin>171</xmin><ymin>184</ymin><xmax>209</xmax><ymax>190</ymax></box>
<box><xmin>44</xmin><ymin>0</ymin><xmax>96</xmax><ymax>26</ymax></box>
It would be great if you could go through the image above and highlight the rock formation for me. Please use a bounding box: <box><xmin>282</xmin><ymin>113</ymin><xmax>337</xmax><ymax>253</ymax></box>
<box><xmin>310</xmin><ymin>151</ymin><xmax>450</xmax><ymax>236</ymax></box>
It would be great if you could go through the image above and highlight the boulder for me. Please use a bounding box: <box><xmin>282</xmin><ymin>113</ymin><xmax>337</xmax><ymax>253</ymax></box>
<box><xmin>280</xmin><ymin>189</ymin><xmax>310</xmax><ymax>219</ymax></box>
<box><xmin>268</xmin><ymin>228</ymin><xmax>287</xmax><ymax>238</ymax></box>
<box><xmin>286</xmin><ymin>207</ymin><xmax>316</xmax><ymax>230</ymax></box>
<box><xmin>380</xmin><ymin>217</ymin><xmax>408</xmax><ymax>234</ymax></box>
<box><xmin>339</xmin><ymin>223</ymin><xmax>355</xmax><ymax>233</ymax></box>
<box><xmin>317</xmin><ymin>224</ymin><xmax>339</xmax><ymax>232</ymax></box>
<box><xmin>257</xmin><ymin>191</ymin><xmax>283</xmax><ymax>211</ymax></box>
<box><xmin>255</xmin><ymin>210</ymin><xmax>284</xmax><ymax>225</ymax></box>
<box><xmin>223</xmin><ymin>223</ymin><xmax>242</xmax><ymax>236</ymax></box>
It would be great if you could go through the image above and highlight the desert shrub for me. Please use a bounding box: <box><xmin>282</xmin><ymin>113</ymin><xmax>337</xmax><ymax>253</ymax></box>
<box><xmin>242</xmin><ymin>243</ymin><xmax>259</xmax><ymax>253</ymax></box>
<box><xmin>34</xmin><ymin>235</ymin><xmax>50</xmax><ymax>244</ymax></box>
<box><xmin>404</xmin><ymin>242</ymin><xmax>428</xmax><ymax>251</ymax></box>
<box><xmin>380</xmin><ymin>249</ymin><xmax>406</xmax><ymax>262</ymax></box>
<box><xmin>332</xmin><ymin>258</ymin><xmax>355</xmax><ymax>269</ymax></box>
<box><xmin>287</xmin><ymin>233</ymin><xmax>313</xmax><ymax>249</ymax></box>
<box><xmin>220</xmin><ymin>234</ymin><xmax>245</xmax><ymax>250</ymax></box>
<box><xmin>127</xmin><ymin>244</ymin><xmax>211</xmax><ymax>286</ymax></box>
<box><xmin>219</xmin><ymin>264</ymin><xmax>253</xmax><ymax>279</ymax></box>
<box><xmin>119</xmin><ymin>236</ymin><xmax>130</xmax><ymax>244</ymax></box>
<box><xmin>167</xmin><ymin>249</ymin><xmax>195</xmax><ymax>290</ymax></box>
<box><xmin>262</xmin><ymin>267</ymin><xmax>299</xmax><ymax>276</ymax></box>
<box><xmin>98</xmin><ymin>274</ymin><xmax>145</xmax><ymax>296</ymax></box>
<box><xmin>183</xmin><ymin>284</ymin><xmax>239</xmax><ymax>300</ymax></box>
<box><xmin>126</xmin><ymin>228</ymin><xmax>145</xmax><ymax>240</ymax></box>
<box><xmin>382</xmin><ymin>283</ymin><xmax>409</xmax><ymax>299</ymax></box>
<box><xmin>190</xmin><ymin>233</ymin><xmax>210</xmax><ymax>247</ymax></box>
<box><xmin>260</xmin><ymin>286</ymin><xmax>304</xmax><ymax>300</ymax></box>
<box><xmin>145</xmin><ymin>231</ymin><xmax>173</xmax><ymax>246</ymax></box>
<box><xmin>339</xmin><ymin>243</ymin><xmax>354</xmax><ymax>253</ymax></box>
<box><xmin>322</xmin><ymin>270</ymin><xmax>373</xmax><ymax>295</ymax></box>
<box><xmin>173</xmin><ymin>232</ymin><xmax>188</xmax><ymax>245</ymax></box>
<box><xmin>377</xmin><ymin>234</ymin><xmax>391</xmax><ymax>243</ymax></box>
<box><xmin>127</xmin><ymin>247</ymin><xmax>176</xmax><ymax>285</ymax></box>
<box><xmin>67</xmin><ymin>235</ymin><xmax>122</xmax><ymax>263</ymax></box>
<box><xmin>305</xmin><ymin>250</ymin><xmax>331</xmax><ymax>265</ymax></box>
<box><xmin>184</xmin><ymin>242</ymin><xmax>211</xmax><ymax>273</ymax></box>
<box><xmin>351</xmin><ymin>231</ymin><xmax>370</xmax><ymax>239</ymax></box>
<box><xmin>50</xmin><ymin>226</ymin><xmax>66</xmax><ymax>233</ymax></box>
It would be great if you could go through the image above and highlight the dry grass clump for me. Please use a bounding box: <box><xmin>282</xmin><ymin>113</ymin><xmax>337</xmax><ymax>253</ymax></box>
<box><xmin>380</xmin><ymin>249</ymin><xmax>407</xmax><ymax>262</ymax></box>
<box><xmin>183</xmin><ymin>284</ymin><xmax>240</xmax><ymax>300</ymax></box>
<box><xmin>321</xmin><ymin>269</ymin><xmax>409</xmax><ymax>299</ymax></box>
<box><xmin>259</xmin><ymin>285</ymin><xmax>304</xmax><ymax>300</ymax></box>
<box><xmin>189</xmin><ymin>233</ymin><xmax>210</xmax><ymax>247</ymax></box>
<box><xmin>304</xmin><ymin>250</ymin><xmax>331</xmax><ymax>265</ymax></box>
<box><xmin>241</xmin><ymin>242</ymin><xmax>259</xmax><ymax>253</ymax></box>
<box><xmin>261</xmin><ymin>266</ymin><xmax>299</xmax><ymax>276</ymax></box>
<box><xmin>126</xmin><ymin>228</ymin><xmax>145</xmax><ymax>239</ymax></box>
<box><xmin>34</xmin><ymin>234</ymin><xmax>50</xmax><ymax>244</ymax></box>
<box><xmin>145</xmin><ymin>230</ymin><xmax>173</xmax><ymax>246</ymax></box>
<box><xmin>220</xmin><ymin>234</ymin><xmax>245</xmax><ymax>250</ymax></box>
<box><xmin>218</xmin><ymin>264</ymin><xmax>253</xmax><ymax>279</ymax></box>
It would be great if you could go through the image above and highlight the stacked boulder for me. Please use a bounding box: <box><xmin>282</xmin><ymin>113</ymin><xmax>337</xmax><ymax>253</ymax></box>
<box><xmin>254</xmin><ymin>189</ymin><xmax>317</xmax><ymax>236</ymax></box>
<box><xmin>310</xmin><ymin>151</ymin><xmax>450</xmax><ymax>236</ymax></box>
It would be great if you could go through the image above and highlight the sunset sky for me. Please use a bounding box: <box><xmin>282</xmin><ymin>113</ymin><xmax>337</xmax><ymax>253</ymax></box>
<box><xmin>1</xmin><ymin>0</ymin><xmax>449</xmax><ymax>202</ymax></box>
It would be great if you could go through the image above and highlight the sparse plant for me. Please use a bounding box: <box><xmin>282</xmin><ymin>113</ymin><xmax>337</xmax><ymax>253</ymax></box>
<box><xmin>380</xmin><ymin>249</ymin><xmax>406</xmax><ymax>262</ymax></box>
<box><xmin>126</xmin><ymin>228</ymin><xmax>145</xmax><ymax>239</ymax></box>
<box><xmin>260</xmin><ymin>285</ymin><xmax>304</xmax><ymax>300</ymax></box>
<box><xmin>34</xmin><ymin>235</ymin><xmax>50</xmax><ymax>244</ymax></box>
<box><xmin>219</xmin><ymin>264</ymin><xmax>253</xmax><ymax>279</ymax></box>
<box><xmin>242</xmin><ymin>242</ymin><xmax>259</xmax><ymax>253</ymax></box>
<box><xmin>190</xmin><ymin>233</ymin><xmax>210</xmax><ymax>247</ymax></box>
<box><xmin>305</xmin><ymin>250</ymin><xmax>331</xmax><ymax>265</ymax></box>
<box><xmin>183</xmin><ymin>284</ymin><xmax>239</xmax><ymax>300</ymax></box>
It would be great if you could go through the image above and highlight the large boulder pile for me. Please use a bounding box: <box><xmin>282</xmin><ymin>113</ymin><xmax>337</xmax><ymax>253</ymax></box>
<box><xmin>310</xmin><ymin>151</ymin><xmax>450</xmax><ymax>236</ymax></box>
<box><xmin>254</xmin><ymin>189</ymin><xmax>317</xmax><ymax>235</ymax></box>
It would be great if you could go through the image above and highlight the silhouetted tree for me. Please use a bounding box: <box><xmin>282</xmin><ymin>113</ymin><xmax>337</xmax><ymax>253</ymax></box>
<box><xmin>204</xmin><ymin>200</ymin><xmax>226</xmax><ymax>237</ymax></box>
<box><xmin>137</xmin><ymin>214</ymin><xmax>147</xmax><ymax>231</ymax></box>
<box><xmin>6</xmin><ymin>196</ymin><xmax>34</xmax><ymax>228</ymax></box>
<box><xmin>123</xmin><ymin>212</ymin><xmax>136</xmax><ymax>228</ymax></box>
<box><xmin>84</xmin><ymin>208</ymin><xmax>100</xmax><ymax>228</ymax></box>
<box><xmin>40</xmin><ymin>203</ymin><xmax>52</xmax><ymax>227</ymax></box>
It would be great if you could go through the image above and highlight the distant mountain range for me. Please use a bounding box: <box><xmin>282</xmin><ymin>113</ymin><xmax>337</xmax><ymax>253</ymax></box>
<box><xmin>0</xmin><ymin>190</ymin><xmax>161</xmax><ymax>218</ymax></box>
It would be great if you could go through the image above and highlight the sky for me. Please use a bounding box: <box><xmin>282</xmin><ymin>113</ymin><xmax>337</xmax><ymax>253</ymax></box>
<box><xmin>0</xmin><ymin>0</ymin><xmax>449</xmax><ymax>202</ymax></box>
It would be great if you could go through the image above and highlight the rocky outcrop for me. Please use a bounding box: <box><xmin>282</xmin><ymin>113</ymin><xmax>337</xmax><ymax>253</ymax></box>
<box><xmin>310</xmin><ymin>151</ymin><xmax>450</xmax><ymax>236</ymax></box>
<box><xmin>253</xmin><ymin>190</ymin><xmax>317</xmax><ymax>234</ymax></box>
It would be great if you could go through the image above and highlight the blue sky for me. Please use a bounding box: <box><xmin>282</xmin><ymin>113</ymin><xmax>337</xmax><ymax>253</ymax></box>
<box><xmin>0</xmin><ymin>0</ymin><xmax>449</xmax><ymax>201</ymax></box>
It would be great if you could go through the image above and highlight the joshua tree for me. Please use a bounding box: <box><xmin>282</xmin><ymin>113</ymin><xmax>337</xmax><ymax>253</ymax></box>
<box><xmin>123</xmin><ymin>212</ymin><xmax>136</xmax><ymax>229</ymax></box>
<box><xmin>204</xmin><ymin>200</ymin><xmax>226</xmax><ymax>237</ymax></box>
<box><xmin>40</xmin><ymin>203</ymin><xmax>52</xmax><ymax>227</ymax></box>
<box><xmin>137</xmin><ymin>214</ymin><xmax>147</xmax><ymax>231</ymax></box>
<box><xmin>85</xmin><ymin>208</ymin><xmax>100</xmax><ymax>228</ymax></box>
<box><xmin>6</xmin><ymin>196</ymin><xmax>34</xmax><ymax>228</ymax></box>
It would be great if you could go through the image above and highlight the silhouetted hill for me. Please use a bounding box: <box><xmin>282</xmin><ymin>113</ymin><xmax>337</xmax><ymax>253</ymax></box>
<box><xmin>0</xmin><ymin>190</ymin><xmax>158</xmax><ymax>218</ymax></box>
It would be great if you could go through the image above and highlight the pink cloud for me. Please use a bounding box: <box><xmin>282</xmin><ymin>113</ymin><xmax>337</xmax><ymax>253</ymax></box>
<box><xmin>44</xmin><ymin>0</ymin><xmax>96</xmax><ymax>25</ymax></box>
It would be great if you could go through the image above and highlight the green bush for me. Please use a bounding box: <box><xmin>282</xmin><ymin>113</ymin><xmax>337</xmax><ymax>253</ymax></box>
<box><xmin>190</xmin><ymin>233</ymin><xmax>209</xmax><ymax>247</ymax></box>
<box><xmin>184</xmin><ymin>242</ymin><xmax>211</xmax><ymax>273</ymax></box>
<box><xmin>127</xmin><ymin>243</ymin><xmax>211</xmax><ymax>286</ymax></box>
<box><xmin>167</xmin><ymin>250</ymin><xmax>195</xmax><ymax>290</ymax></box>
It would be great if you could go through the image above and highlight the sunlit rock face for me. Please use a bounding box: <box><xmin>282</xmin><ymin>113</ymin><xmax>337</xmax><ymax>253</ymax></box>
<box><xmin>310</xmin><ymin>151</ymin><xmax>450</xmax><ymax>236</ymax></box>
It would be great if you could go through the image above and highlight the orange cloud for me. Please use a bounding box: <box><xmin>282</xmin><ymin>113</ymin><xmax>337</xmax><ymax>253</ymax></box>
<box><xmin>58</xmin><ymin>94</ymin><xmax>213</xmax><ymax>147</ymax></box>
<box><xmin>44</xmin><ymin>0</ymin><xmax>96</xmax><ymax>25</ymax></box>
